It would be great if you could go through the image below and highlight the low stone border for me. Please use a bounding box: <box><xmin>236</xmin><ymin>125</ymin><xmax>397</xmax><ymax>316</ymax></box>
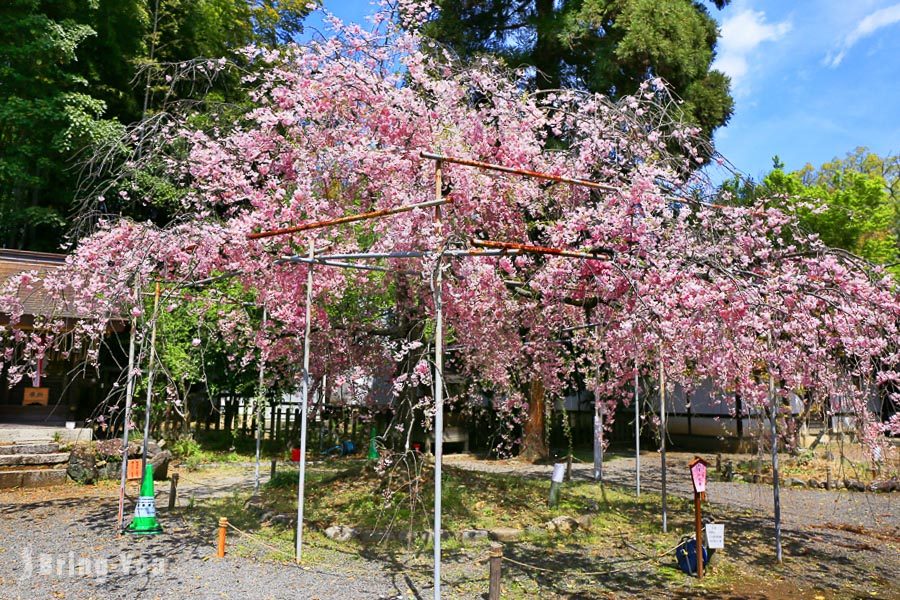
<box><xmin>242</xmin><ymin>496</ymin><xmax>595</xmax><ymax>545</ymax></box>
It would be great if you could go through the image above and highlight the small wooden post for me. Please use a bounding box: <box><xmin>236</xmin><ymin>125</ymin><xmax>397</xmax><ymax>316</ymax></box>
<box><xmin>826</xmin><ymin>465</ymin><xmax>833</xmax><ymax>490</ymax></box>
<box><xmin>168</xmin><ymin>473</ymin><xmax>179</xmax><ymax>510</ymax></box>
<box><xmin>694</xmin><ymin>492</ymin><xmax>703</xmax><ymax>579</ymax></box>
<box><xmin>716</xmin><ymin>453</ymin><xmax>722</xmax><ymax>473</ymax></box>
<box><xmin>488</xmin><ymin>542</ymin><xmax>503</xmax><ymax>600</ymax></box>
<box><xmin>217</xmin><ymin>517</ymin><xmax>228</xmax><ymax>558</ymax></box>
<box><xmin>688</xmin><ymin>456</ymin><xmax>709</xmax><ymax>579</ymax></box>
<box><xmin>270</xmin><ymin>458</ymin><xmax>277</xmax><ymax>481</ymax></box>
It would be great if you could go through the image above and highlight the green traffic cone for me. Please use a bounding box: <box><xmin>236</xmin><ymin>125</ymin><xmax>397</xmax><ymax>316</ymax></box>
<box><xmin>367</xmin><ymin>426</ymin><xmax>379</xmax><ymax>460</ymax></box>
<box><xmin>126</xmin><ymin>464</ymin><xmax>163</xmax><ymax>535</ymax></box>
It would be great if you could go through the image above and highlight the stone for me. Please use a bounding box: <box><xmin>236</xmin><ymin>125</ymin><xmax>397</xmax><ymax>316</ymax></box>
<box><xmin>488</xmin><ymin>527</ymin><xmax>523</xmax><ymax>542</ymax></box>
<box><xmin>99</xmin><ymin>460</ymin><xmax>121</xmax><ymax>480</ymax></box>
<box><xmin>574</xmin><ymin>515</ymin><xmax>593</xmax><ymax>530</ymax></box>
<box><xmin>244</xmin><ymin>495</ymin><xmax>265</xmax><ymax>511</ymax></box>
<box><xmin>67</xmin><ymin>446</ymin><xmax>98</xmax><ymax>484</ymax></box>
<box><xmin>867</xmin><ymin>479</ymin><xmax>897</xmax><ymax>493</ymax></box>
<box><xmin>0</xmin><ymin>442</ymin><xmax>58</xmax><ymax>455</ymax></box>
<box><xmin>22</xmin><ymin>469</ymin><xmax>67</xmax><ymax>487</ymax></box>
<box><xmin>0</xmin><ymin>471</ymin><xmax>24</xmax><ymax>489</ymax></box>
<box><xmin>460</xmin><ymin>529</ymin><xmax>488</xmax><ymax>541</ymax></box>
<box><xmin>414</xmin><ymin>530</ymin><xmax>451</xmax><ymax>543</ymax></box>
<box><xmin>269</xmin><ymin>514</ymin><xmax>295</xmax><ymax>526</ymax></box>
<box><xmin>545</xmin><ymin>516</ymin><xmax>579</xmax><ymax>535</ymax></box>
<box><xmin>584</xmin><ymin>499</ymin><xmax>600</xmax><ymax>513</ymax></box>
<box><xmin>844</xmin><ymin>479</ymin><xmax>866</xmax><ymax>492</ymax></box>
<box><xmin>94</xmin><ymin>439</ymin><xmax>123</xmax><ymax>458</ymax></box>
<box><xmin>807</xmin><ymin>478</ymin><xmax>822</xmax><ymax>489</ymax></box>
<box><xmin>0</xmin><ymin>453</ymin><xmax>69</xmax><ymax>467</ymax></box>
<box><xmin>788</xmin><ymin>477</ymin><xmax>806</xmax><ymax>488</ymax></box>
<box><xmin>149</xmin><ymin>450</ymin><xmax>172</xmax><ymax>480</ymax></box>
<box><xmin>325</xmin><ymin>525</ymin><xmax>358</xmax><ymax>542</ymax></box>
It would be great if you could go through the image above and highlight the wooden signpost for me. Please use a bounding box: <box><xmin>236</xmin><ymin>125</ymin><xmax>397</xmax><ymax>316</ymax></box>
<box><xmin>688</xmin><ymin>456</ymin><xmax>709</xmax><ymax>578</ymax></box>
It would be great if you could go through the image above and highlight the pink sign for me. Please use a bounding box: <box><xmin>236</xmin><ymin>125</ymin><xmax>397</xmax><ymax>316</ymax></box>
<box><xmin>690</xmin><ymin>458</ymin><xmax>708</xmax><ymax>494</ymax></box>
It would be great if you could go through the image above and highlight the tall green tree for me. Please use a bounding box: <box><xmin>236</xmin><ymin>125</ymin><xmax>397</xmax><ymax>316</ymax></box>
<box><xmin>721</xmin><ymin>150</ymin><xmax>899</xmax><ymax>277</ymax></box>
<box><xmin>423</xmin><ymin>0</ymin><xmax>734</xmax><ymax>138</ymax></box>
<box><xmin>1</xmin><ymin>0</ymin><xmax>316</xmax><ymax>252</ymax></box>
<box><xmin>0</xmin><ymin>0</ymin><xmax>123</xmax><ymax>251</ymax></box>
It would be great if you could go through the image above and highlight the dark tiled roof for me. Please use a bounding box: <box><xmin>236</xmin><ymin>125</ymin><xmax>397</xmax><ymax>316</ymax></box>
<box><xmin>0</xmin><ymin>249</ymin><xmax>79</xmax><ymax>319</ymax></box>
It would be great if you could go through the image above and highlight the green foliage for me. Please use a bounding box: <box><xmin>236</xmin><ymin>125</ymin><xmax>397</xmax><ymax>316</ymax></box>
<box><xmin>0</xmin><ymin>0</ymin><xmax>124</xmax><ymax>250</ymax></box>
<box><xmin>424</xmin><ymin>0</ymin><xmax>734</xmax><ymax>138</ymax></box>
<box><xmin>170</xmin><ymin>436</ymin><xmax>202</xmax><ymax>458</ymax></box>
<box><xmin>720</xmin><ymin>148</ymin><xmax>899</xmax><ymax>277</ymax></box>
<box><xmin>0</xmin><ymin>0</ymin><xmax>314</xmax><ymax>252</ymax></box>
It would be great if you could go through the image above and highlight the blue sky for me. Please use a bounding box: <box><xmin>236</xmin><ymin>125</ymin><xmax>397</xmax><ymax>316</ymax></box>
<box><xmin>304</xmin><ymin>1</ymin><xmax>900</xmax><ymax>182</ymax></box>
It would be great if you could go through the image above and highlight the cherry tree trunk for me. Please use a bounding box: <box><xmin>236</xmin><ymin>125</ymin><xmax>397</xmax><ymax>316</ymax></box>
<box><xmin>520</xmin><ymin>379</ymin><xmax>548</xmax><ymax>462</ymax></box>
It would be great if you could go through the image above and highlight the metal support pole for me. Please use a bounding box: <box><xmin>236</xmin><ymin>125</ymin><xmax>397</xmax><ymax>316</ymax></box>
<box><xmin>116</xmin><ymin>282</ymin><xmax>140</xmax><ymax>532</ymax></box>
<box><xmin>659</xmin><ymin>355</ymin><xmax>668</xmax><ymax>533</ymax></box>
<box><xmin>770</xmin><ymin>355</ymin><xmax>783</xmax><ymax>563</ymax></box>
<box><xmin>433</xmin><ymin>160</ymin><xmax>445</xmax><ymax>600</ymax></box>
<box><xmin>254</xmin><ymin>305</ymin><xmax>268</xmax><ymax>494</ymax></box>
<box><xmin>593</xmin><ymin>329</ymin><xmax>602</xmax><ymax>483</ymax></box>
<box><xmin>635</xmin><ymin>365</ymin><xmax>641</xmax><ymax>497</ymax></box>
<box><xmin>295</xmin><ymin>244</ymin><xmax>314</xmax><ymax>563</ymax></box>
<box><xmin>141</xmin><ymin>282</ymin><xmax>161</xmax><ymax>475</ymax></box>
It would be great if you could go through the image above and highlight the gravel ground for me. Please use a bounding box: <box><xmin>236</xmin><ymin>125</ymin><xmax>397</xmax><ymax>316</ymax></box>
<box><xmin>1</xmin><ymin>454</ymin><xmax>897</xmax><ymax>599</ymax></box>
<box><xmin>0</xmin><ymin>484</ymin><xmax>408</xmax><ymax>600</ymax></box>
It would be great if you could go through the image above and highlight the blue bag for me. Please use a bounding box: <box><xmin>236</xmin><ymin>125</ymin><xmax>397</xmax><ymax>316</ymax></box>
<box><xmin>675</xmin><ymin>536</ymin><xmax>710</xmax><ymax>576</ymax></box>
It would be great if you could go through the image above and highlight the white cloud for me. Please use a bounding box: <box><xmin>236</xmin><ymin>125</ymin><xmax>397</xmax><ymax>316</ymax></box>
<box><xmin>826</xmin><ymin>3</ymin><xmax>900</xmax><ymax>67</ymax></box>
<box><xmin>713</xmin><ymin>9</ymin><xmax>792</xmax><ymax>91</ymax></box>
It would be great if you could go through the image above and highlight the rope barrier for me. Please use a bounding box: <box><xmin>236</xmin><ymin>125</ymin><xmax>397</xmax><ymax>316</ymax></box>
<box><xmin>497</xmin><ymin>540</ymin><xmax>685</xmax><ymax>577</ymax></box>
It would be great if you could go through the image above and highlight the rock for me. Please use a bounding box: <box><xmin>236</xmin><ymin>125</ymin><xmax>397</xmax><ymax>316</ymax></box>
<box><xmin>94</xmin><ymin>439</ymin><xmax>123</xmax><ymax>458</ymax></box>
<box><xmin>66</xmin><ymin>446</ymin><xmax>98</xmax><ymax>484</ymax></box>
<box><xmin>146</xmin><ymin>440</ymin><xmax>162</xmax><ymax>457</ymax></box>
<box><xmin>415</xmin><ymin>530</ymin><xmax>452</xmax><ymax>543</ymax></box>
<box><xmin>460</xmin><ymin>529</ymin><xmax>488</xmax><ymax>541</ymax></box>
<box><xmin>488</xmin><ymin>527</ymin><xmax>523</xmax><ymax>542</ymax></box>
<box><xmin>844</xmin><ymin>479</ymin><xmax>866</xmax><ymax>492</ymax></box>
<box><xmin>546</xmin><ymin>516</ymin><xmax>579</xmax><ymax>535</ymax></box>
<box><xmin>583</xmin><ymin>499</ymin><xmax>600</xmax><ymax>513</ymax></box>
<box><xmin>126</xmin><ymin>442</ymin><xmax>143</xmax><ymax>458</ymax></box>
<box><xmin>732</xmin><ymin>474</ymin><xmax>745</xmax><ymax>482</ymax></box>
<box><xmin>788</xmin><ymin>477</ymin><xmax>806</xmax><ymax>488</ymax></box>
<box><xmin>807</xmin><ymin>478</ymin><xmax>822</xmax><ymax>489</ymax></box>
<box><xmin>866</xmin><ymin>479</ymin><xmax>897</xmax><ymax>493</ymax></box>
<box><xmin>149</xmin><ymin>450</ymin><xmax>172</xmax><ymax>480</ymax></box>
<box><xmin>574</xmin><ymin>515</ymin><xmax>593</xmax><ymax>530</ymax></box>
<box><xmin>99</xmin><ymin>459</ymin><xmax>121</xmax><ymax>480</ymax></box>
<box><xmin>325</xmin><ymin>525</ymin><xmax>358</xmax><ymax>542</ymax></box>
<box><xmin>244</xmin><ymin>495</ymin><xmax>265</xmax><ymax>511</ymax></box>
<box><xmin>269</xmin><ymin>514</ymin><xmax>295</xmax><ymax>526</ymax></box>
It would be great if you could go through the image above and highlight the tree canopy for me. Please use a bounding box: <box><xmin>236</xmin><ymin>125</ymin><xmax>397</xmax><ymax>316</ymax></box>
<box><xmin>1</xmin><ymin>7</ymin><xmax>896</xmax><ymax>456</ymax></box>
<box><xmin>0</xmin><ymin>0</ymin><xmax>316</xmax><ymax>251</ymax></box>
<box><xmin>721</xmin><ymin>149</ymin><xmax>900</xmax><ymax>277</ymax></box>
<box><xmin>422</xmin><ymin>0</ymin><xmax>734</xmax><ymax>139</ymax></box>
